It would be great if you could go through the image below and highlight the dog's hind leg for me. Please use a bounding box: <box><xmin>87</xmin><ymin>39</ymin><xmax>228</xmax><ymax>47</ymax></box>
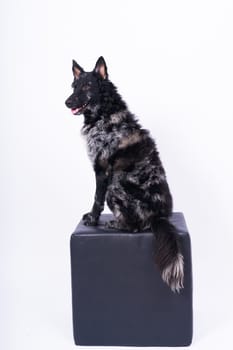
<box><xmin>105</xmin><ymin>184</ymin><xmax>144</xmax><ymax>232</ymax></box>
<box><xmin>104</xmin><ymin>201</ymin><xmax>130</xmax><ymax>230</ymax></box>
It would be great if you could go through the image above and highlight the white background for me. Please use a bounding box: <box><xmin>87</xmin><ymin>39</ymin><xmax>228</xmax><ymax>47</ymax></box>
<box><xmin>1</xmin><ymin>0</ymin><xmax>233</xmax><ymax>349</ymax></box>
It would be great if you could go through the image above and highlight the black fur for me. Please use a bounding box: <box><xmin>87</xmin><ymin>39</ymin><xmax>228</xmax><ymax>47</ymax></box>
<box><xmin>65</xmin><ymin>57</ymin><xmax>184</xmax><ymax>292</ymax></box>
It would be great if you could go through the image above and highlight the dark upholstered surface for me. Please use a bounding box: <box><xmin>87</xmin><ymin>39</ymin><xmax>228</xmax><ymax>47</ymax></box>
<box><xmin>70</xmin><ymin>212</ymin><xmax>193</xmax><ymax>346</ymax></box>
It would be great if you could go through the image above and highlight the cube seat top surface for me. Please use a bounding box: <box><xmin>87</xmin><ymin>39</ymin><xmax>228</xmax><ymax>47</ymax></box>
<box><xmin>71</xmin><ymin>212</ymin><xmax>193</xmax><ymax>347</ymax></box>
<box><xmin>73</xmin><ymin>212</ymin><xmax>189</xmax><ymax>236</ymax></box>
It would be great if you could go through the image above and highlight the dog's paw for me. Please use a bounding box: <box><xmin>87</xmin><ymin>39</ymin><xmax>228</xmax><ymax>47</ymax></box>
<box><xmin>82</xmin><ymin>212</ymin><xmax>98</xmax><ymax>226</ymax></box>
<box><xmin>104</xmin><ymin>220</ymin><xmax>119</xmax><ymax>229</ymax></box>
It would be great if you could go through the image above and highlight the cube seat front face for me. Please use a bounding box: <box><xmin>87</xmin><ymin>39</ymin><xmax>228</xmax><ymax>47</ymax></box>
<box><xmin>70</xmin><ymin>213</ymin><xmax>193</xmax><ymax>346</ymax></box>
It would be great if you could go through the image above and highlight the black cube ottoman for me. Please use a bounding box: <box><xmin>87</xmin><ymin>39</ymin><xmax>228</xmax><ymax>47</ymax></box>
<box><xmin>70</xmin><ymin>213</ymin><xmax>193</xmax><ymax>346</ymax></box>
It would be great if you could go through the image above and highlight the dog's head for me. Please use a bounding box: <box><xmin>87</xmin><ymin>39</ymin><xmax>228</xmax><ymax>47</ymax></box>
<box><xmin>65</xmin><ymin>56</ymin><xmax>108</xmax><ymax>116</ymax></box>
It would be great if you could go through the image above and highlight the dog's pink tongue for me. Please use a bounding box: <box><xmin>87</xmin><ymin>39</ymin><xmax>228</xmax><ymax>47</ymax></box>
<box><xmin>71</xmin><ymin>107</ymin><xmax>80</xmax><ymax>115</ymax></box>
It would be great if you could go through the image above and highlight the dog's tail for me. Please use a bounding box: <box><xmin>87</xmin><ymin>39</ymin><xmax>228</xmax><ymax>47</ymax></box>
<box><xmin>151</xmin><ymin>216</ymin><xmax>184</xmax><ymax>293</ymax></box>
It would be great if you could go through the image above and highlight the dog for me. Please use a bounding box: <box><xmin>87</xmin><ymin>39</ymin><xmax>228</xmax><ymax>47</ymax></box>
<box><xmin>65</xmin><ymin>57</ymin><xmax>184</xmax><ymax>292</ymax></box>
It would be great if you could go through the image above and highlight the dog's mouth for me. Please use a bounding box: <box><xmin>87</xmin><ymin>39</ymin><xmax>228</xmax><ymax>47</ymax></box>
<box><xmin>71</xmin><ymin>102</ymin><xmax>90</xmax><ymax>115</ymax></box>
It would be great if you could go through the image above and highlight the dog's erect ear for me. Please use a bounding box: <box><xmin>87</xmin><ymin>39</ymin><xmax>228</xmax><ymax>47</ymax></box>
<box><xmin>94</xmin><ymin>56</ymin><xmax>108</xmax><ymax>79</ymax></box>
<box><xmin>72</xmin><ymin>60</ymin><xmax>84</xmax><ymax>79</ymax></box>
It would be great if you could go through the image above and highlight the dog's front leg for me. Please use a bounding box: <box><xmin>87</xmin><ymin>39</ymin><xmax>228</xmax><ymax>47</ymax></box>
<box><xmin>82</xmin><ymin>169</ymin><xmax>109</xmax><ymax>226</ymax></box>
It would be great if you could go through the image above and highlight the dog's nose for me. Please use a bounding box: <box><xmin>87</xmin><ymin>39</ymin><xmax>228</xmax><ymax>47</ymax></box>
<box><xmin>65</xmin><ymin>98</ymin><xmax>73</xmax><ymax>108</ymax></box>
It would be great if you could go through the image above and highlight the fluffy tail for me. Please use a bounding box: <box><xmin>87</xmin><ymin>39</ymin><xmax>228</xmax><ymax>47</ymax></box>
<box><xmin>151</xmin><ymin>216</ymin><xmax>184</xmax><ymax>293</ymax></box>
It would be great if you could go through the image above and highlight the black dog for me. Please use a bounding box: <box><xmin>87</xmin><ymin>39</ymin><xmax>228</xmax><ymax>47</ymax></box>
<box><xmin>65</xmin><ymin>57</ymin><xmax>184</xmax><ymax>292</ymax></box>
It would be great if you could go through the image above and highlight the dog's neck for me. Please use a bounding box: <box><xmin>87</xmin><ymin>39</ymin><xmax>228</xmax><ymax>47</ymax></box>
<box><xmin>83</xmin><ymin>80</ymin><xmax>128</xmax><ymax>128</ymax></box>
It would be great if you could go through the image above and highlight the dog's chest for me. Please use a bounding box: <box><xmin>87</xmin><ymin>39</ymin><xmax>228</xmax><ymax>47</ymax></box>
<box><xmin>83</xmin><ymin>120</ymin><xmax>120</xmax><ymax>164</ymax></box>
